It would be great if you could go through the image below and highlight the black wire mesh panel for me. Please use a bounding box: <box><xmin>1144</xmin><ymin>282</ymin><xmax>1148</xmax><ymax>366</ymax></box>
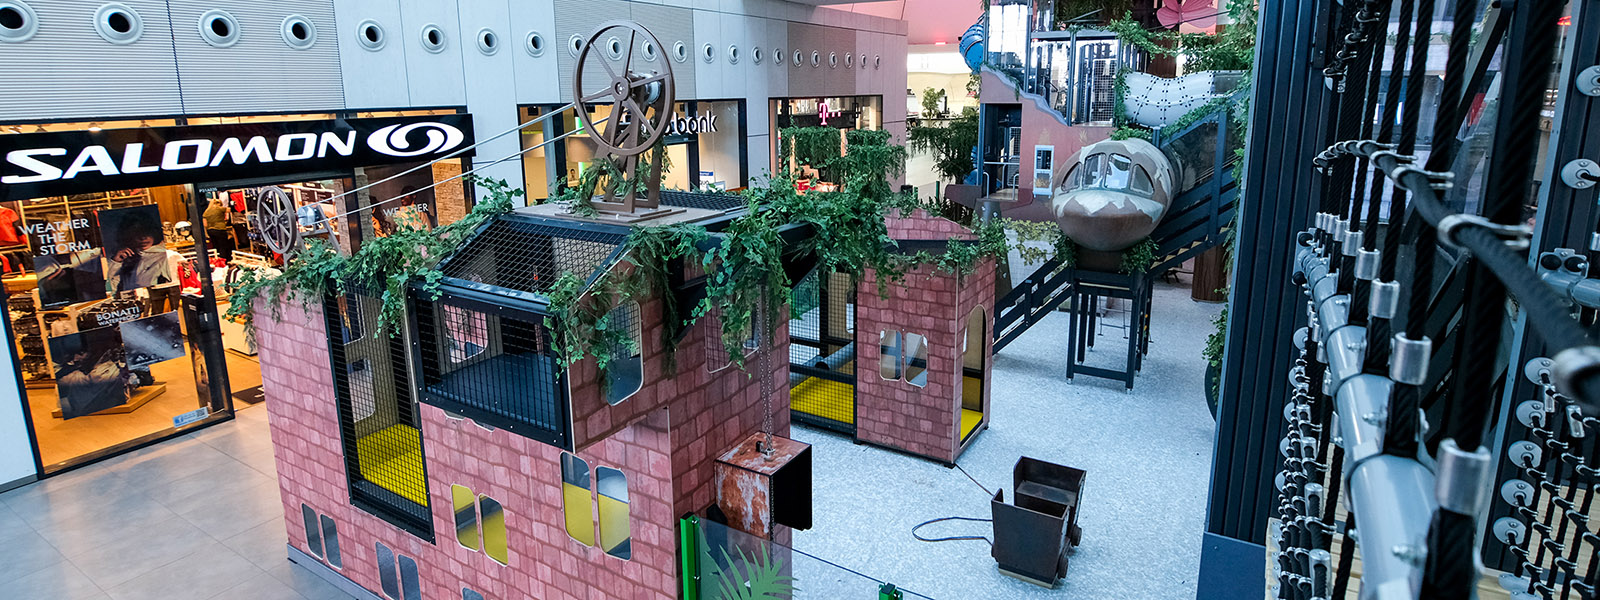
<box><xmin>436</xmin><ymin>215</ymin><xmax>628</xmax><ymax>300</ymax></box>
<box><xmin>787</xmin><ymin>269</ymin><xmax>857</xmax><ymax>434</ymax></box>
<box><xmin>411</xmin><ymin>292</ymin><xmax>570</xmax><ymax>449</ymax></box>
<box><xmin>322</xmin><ymin>285</ymin><xmax>433</xmax><ymax>541</ymax></box>
<box><xmin>659</xmin><ymin>190</ymin><xmax>747</xmax><ymax>212</ymax></box>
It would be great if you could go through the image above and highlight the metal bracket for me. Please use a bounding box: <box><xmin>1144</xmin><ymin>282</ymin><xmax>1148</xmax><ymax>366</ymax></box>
<box><xmin>1390</xmin><ymin>334</ymin><xmax>1431</xmax><ymax>385</ymax></box>
<box><xmin>1500</xmin><ymin>479</ymin><xmax>1534</xmax><ymax>508</ymax></box>
<box><xmin>1354</xmin><ymin>250</ymin><xmax>1379</xmax><ymax>280</ymax></box>
<box><xmin>1342</xmin><ymin>230</ymin><xmax>1363</xmax><ymax>255</ymax></box>
<box><xmin>1438</xmin><ymin>214</ymin><xmax>1533</xmax><ymax>252</ymax></box>
<box><xmin>1561</xmin><ymin>158</ymin><xmax>1598</xmax><ymax>190</ymax></box>
<box><xmin>1508</xmin><ymin>440</ymin><xmax>1543</xmax><ymax>468</ymax></box>
<box><xmin>1578</xmin><ymin>65</ymin><xmax>1600</xmax><ymax>97</ymax></box>
<box><xmin>1393</xmin><ymin>165</ymin><xmax>1455</xmax><ymax>191</ymax></box>
<box><xmin>1435</xmin><ymin>440</ymin><xmax>1492</xmax><ymax>515</ymax></box>
<box><xmin>1370</xmin><ymin>149</ymin><xmax>1418</xmax><ymax>166</ymax></box>
<box><xmin>1370</xmin><ymin>280</ymin><xmax>1399</xmax><ymax>319</ymax></box>
<box><xmin>1493</xmin><ymin>517</ymin><xmax>1527</xmax><ymax>545</ymax></box>
<box><xmin>1525</xmin><ymin>357</ymin><xmax>1555</xmax><ymax>385</ymax></box>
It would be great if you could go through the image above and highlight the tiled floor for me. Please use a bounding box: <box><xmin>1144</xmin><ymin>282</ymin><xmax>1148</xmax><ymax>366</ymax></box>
<box><xmin>0</xmin><ymin>404</ymin><xmax>355</xmax><ymax>600</ymax></box>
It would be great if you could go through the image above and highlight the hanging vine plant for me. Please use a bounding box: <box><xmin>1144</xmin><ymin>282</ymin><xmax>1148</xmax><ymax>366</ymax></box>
<box><xmin>224</xmin><ymin>176</ymin><xmax>520</xmax><ymax>338</ymax></box>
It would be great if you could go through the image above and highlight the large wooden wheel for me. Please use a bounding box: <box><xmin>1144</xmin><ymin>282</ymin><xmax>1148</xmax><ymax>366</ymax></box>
<box><xmin>256</xmin><ymin>186</ymin><xmax>301</xmax><ymax>256</ymax></box>
<box><xmin>573</xmin><ymin>21</ymin><xmax>674</xmax><ymax>157</ymax></box>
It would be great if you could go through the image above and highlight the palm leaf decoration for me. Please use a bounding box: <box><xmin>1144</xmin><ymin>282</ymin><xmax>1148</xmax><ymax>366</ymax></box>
<box><xmin>705</xmin><ymin>542</ymin><xmax>797</xmax><ymax>600</ymax></box>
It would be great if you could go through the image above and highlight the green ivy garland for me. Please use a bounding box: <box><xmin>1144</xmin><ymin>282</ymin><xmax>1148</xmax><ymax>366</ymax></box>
<box><xmin>1118</xmin><ymin>238</ymin><xmax>1158</xmax><ymax>274</ymax></box>
<box><xmin>223</xmin><ymin>176</ymin><xmax>520</xmax><ymax>338</ymax></box>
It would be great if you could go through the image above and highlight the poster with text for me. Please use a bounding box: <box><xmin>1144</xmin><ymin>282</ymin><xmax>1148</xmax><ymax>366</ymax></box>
<box><xmin>121</xmin><ymin>311</ymin><xmax>185</xmax><ymax>369</ymax></box>
<box><xmin>34</xmin><ymin>249</ymin><xmax>106</xmax><ymax>308</ymax></box>
<box><xmin>48</xmin><ymin>327</ymin><xmax>129</xmax><ymax>419</ymax></box>
<box><xmin>99</xmin><ymin>205</ymin><xmax>173</xmax><ymax>293</ymax></box>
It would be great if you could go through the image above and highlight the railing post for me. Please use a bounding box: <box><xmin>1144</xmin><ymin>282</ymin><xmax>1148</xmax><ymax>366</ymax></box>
<box><xmin>678</xmin><ymin>516</ymin><xmax>700</xmax><ymax>600</ymax></box>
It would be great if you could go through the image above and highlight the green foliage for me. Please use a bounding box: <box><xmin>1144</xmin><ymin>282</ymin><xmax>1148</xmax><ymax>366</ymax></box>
<box><xmin>778</xmin><ymin>127</ymin><xmax>843</xmax><ymax>174</ymax></box>
<box><xmin>1110</xmin><ymin>126</ymin><xmax>1153</xmax><ymax>141</ymax></box>
<box><xmin>1105</xmin><ymin>1</ymin><xmax>1257</xmax><ymax>73</ymax></box>
<box><xmin>1118</xmin><ymin>238</ymin><xmax>1158</xmax><ymax>274</ymax></box>
<box><xmin>1054</xmin><ymin>0</ymin><xmax>1133</xmax><ymax>25</ymax></box>
<box><xmin>919</xmin><ymin>87</ymin><xmax>947</xmax><ymax>115</ymax></box>
<box><xmin>907</xmin><ymin>107</ymin><xmax>980</xmax><ymax>184</ymax></box>
<box><xmin>223</xmin><ymin>176</ymin><xmax>520</xmax><ymax>338</ymax></box>
<box><xmin>700</xmin><ymin>532</ymin><xmax>797</xmax><ymax>600</ymax></box>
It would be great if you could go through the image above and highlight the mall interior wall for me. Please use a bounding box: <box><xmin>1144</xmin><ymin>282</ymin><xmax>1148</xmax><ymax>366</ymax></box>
<box><xmin>0</xmin><ymin>0</ymin><xmax>908</xmax><ymax>200</ymax></box>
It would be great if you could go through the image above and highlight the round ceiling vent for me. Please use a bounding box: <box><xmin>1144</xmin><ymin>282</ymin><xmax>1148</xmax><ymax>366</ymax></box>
<box><xmin>281</xmin><ymin>14</ymin><xmax>316</xmax><ymax>50</ymax></box>
<box><xmin>525</xmin><ymin>31</ymin><xmax>544</xmax><ymax>57</ymax></box>
<box><xmin>198</xmin><ymin>9</ymin><xmax>239</xmax><ymax>48</ymax></box>
<box><xmin>95</xmin><ymin>3</ymin><xmax>143</xmax><ymax>45</ymax></box>
<box><xmin>356</xmin><ymin>20</ymin><xmax>385</xmax><ymax>51</ymax></box>
<box><xmin>419</xmin><ymin>24</ymin><xmax>446</xmax><ymax>53</ymax></box>
<box><xmin>0</xmin><ymin>2</ymin><xmax>37</xmax><ymax>43</ymax></box>
<box><xmin>476</xmin><ymin>28</ymin><xmax>498</xmax><ymax>55</ymax></box>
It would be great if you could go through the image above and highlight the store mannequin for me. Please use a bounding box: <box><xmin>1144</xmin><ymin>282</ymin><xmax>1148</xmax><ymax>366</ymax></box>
<box><xmin>203</xmin><ymin>198</ymin><xmax>235</xmax><ymax>260</ymax></box>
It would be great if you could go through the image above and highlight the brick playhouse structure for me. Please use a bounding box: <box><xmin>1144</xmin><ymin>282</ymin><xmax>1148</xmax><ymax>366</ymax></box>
<box><xmin>255</xmin><ymin>262</ymin><xmax>793</xmax><ymax>600</ymax></box>
<box><xmin>855</xmin><ymin>210</ymin><xmax>997</xmax><ymax>465</ymax></box>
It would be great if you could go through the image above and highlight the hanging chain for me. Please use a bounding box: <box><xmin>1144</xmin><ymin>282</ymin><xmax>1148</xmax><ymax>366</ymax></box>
<box><xmin>757</xmin><ymin>285</ymin><xmax>776</xmax><ymax>460</ymax></box>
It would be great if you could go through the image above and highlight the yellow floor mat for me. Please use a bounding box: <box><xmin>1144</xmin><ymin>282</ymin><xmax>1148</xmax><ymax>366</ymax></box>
<box><xmin>791</xmin><ymin>377</ymin><xmax>856</xmax><ymax>424</ymax></box>
<box><xmin>355</xmin><ymin>424</ymin><xmax>428</xmax><ymax>506</ymax></box>
<box><xmin>961</xmin><ymin>409</ymin><xmax>983</xmax><ymax>442</ymax></box>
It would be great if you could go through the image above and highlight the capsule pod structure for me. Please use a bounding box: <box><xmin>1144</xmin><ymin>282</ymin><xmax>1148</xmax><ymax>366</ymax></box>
<box><xmin>1050</xmin><ymin>138</ymin><xmax>1176</xmax><ymax>252</ymax></box>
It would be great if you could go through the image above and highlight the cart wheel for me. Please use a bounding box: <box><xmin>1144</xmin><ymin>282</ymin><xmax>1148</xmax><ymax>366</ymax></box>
<box><xmin>256</xmin><ymin>187</ymin><xmax>301</xmax><ymax>256</ymax></box>
<box><xmin>572</xmin><ymin>21</ymin><xmax>674</xmax><ymax>157</ymax></box>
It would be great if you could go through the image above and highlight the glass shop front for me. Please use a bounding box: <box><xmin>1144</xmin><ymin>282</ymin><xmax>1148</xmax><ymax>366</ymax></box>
<box><xmin>0</xmin><ymin>111</ymin><xmax>473</xmax><ymax>475</ymax></box>
<box><xmin>772</xmin><ymin>96</ymin><xmax>884</xmax><ymax>192</ymax></box>
<box><xmin>517</xmin><ymin>100</ymin><xmax>748</xmax><ymax>202</ymax></box>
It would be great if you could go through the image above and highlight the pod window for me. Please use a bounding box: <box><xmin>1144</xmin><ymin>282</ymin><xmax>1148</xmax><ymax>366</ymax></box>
<box><xmin>880</xmin><ymin>330</ymin><xmax>929</xmax><ymax>387</ymax></box>
<box><xmin>727</xmin><ymin>44</ymin><xmax>739</xmax><ymax>65</ymax></box>
<box><xmin>701</xmin><ymin>42</ymin><xmax>714</xmax><ymax>63</ymax></box>
<box><xmin>420</xmin><ymin>24</ymin><xmax>446</xmax><ymax>53</ymax></box>
<box><xmin>0</xmin><ymin>3</ymin><xmax>32</xmax><ymax>43</ymax></box>
<box><xmin>606</xmin><ymin>36</ymin><xmax>623</xmax><ymax>60</ymax></box>
<box><xmin>829</xmin><ymin>52</ymin><xmax>838</xmax><ymax>68</ymax></box>
<box><xmin>561</xmin><ymin>453</ymin><xmax>595</xmax><ymax>547</ymax></box>
<box><xmin>357</xmin><ymin>19</ymin><xmax>385</xmax><ymax>51</ymax></box>
<box><xmin>811</xmin><ymin>51</ymin><xmax>821</xmax><ymax>67</ymax></box>
<box><xmin>774</xmin><ymin>47</ymin><xmax>784</xmax><ymax>66</ymax></box>
<box><xmin>596</xmin><ymin>467</ymin><xmax>631</xmax><ymax>560</ymax></box>
<box><xmin>281</xmin><ymin>15</ymin><xmax>316</xmax><ymax>50</ymax></box>
<box><xmin>477</xmin><ymin>28</ymin><xmax>497</xmax><ymax>55</ymax></box>
<box><xmin>525</xmin><ymin>31</ymin><xmax>544</xmax><ymax>57</ymax></box>
<box><xmin>751</xmin><ymin>46</ymin><xmax>762</xmax><ymax>65</ymax></box>
<box><xmin>452</xmin><ymin>484</ymin><xmax>509</xmax><ymax>565</ymax></box>
<box><xmin>95</xmin><ymin>4</ymin><xmax>142</xmax><ymax>45</ymax></box>
<box><xmin>875</xmin><ymin>55</ymin><xmax>882</xmax><ymax>69</ymax></box>
<box><xmin>198</xmin><ymin>10</ymin><xmax>239</xmax><ymax>48</ymax></box>
<box><xmin>568</xmin><ymin>33</ymin><xmax>583</xmax><ymax>57</ymax></box>
<box><xmin>844</xmin><ymin>52</ymin><xmax>854</xmax><ymax>68</ymax></box>
<box><xmin>604</xmin><ymin>301</ymin><xmax>644</xmax><ymax>406</ymax></box>
<box><xmin>792</xmin><ymin>49</ymin><xmax>802</xmax><ymax>66</ymax></box>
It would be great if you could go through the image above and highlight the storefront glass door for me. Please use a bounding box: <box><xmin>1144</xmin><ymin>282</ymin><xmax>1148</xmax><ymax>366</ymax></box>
<box><xmin>4</xmin><ymin>184</ymin><xmax>234</xmax><ymax>471</ymax></box>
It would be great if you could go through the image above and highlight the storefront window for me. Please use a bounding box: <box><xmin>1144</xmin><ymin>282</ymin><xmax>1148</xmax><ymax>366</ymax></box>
<box><xmin>518</xmin><ymin>100</ymin><xmax>746</xmax><ymax>201</ymax></box>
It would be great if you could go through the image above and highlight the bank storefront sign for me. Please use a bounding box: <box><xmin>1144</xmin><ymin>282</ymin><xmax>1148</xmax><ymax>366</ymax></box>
<box><xmin>0</xmin><ymin>114</ymin><xmax>475</xmax><ymax>201</ymax></box>
<box><xmin>617</xmin><ymin>109</ymin><xmax>719</xmax><ymax>139</ymax></box>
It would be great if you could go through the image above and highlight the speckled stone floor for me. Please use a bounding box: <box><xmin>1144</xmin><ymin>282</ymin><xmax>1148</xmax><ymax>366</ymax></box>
<box><xmin>790</xmin><ymin>276</ymin><xmax>1224</xmax><ymax>600</ymax></box>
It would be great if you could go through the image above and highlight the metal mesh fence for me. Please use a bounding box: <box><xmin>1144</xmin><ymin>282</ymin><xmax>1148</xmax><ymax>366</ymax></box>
<box><xmin>437</xmin><ymin>215</ymin><xmax>626</xmax><ymax>299</ymax></box>
<box><xmin>660</xmin><ymin>190</ymin><xmax>747</xmax><ymax>212</ymax></box>
<box><xmin>323</xmin><ymin>284</ymin><xmax>433</xmax><ymax>540</ymax></box>
<box><xmin>787</xmin><ymin>269</ymin><xmax>856</xmax><ymax>434</ymax></box>
<box><xmin>412</xmin><ymin>294</ymin><xmax>569</xmax><ymax>449</ymax></box>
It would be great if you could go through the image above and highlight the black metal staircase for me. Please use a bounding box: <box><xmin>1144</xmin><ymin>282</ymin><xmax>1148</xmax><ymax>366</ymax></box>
<box><xmin>991</xmin><ymin>93</ymin><xmax>1243</xmax><ymax>353</ymax></box>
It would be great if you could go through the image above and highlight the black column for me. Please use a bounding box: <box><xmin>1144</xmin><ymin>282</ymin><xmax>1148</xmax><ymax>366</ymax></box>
<box><xmin>1195</xmin><ymin>0</ymin><xmax>1332</xmax><ymax>597</ymax></box>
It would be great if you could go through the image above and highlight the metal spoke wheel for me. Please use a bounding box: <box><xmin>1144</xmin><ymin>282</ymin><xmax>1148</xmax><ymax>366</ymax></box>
<box><xmin>256</xmin><ymin>186</ymin><xmax>301</xmax><ymax>256</ymax></box>
<box><xmin>573</xmin><ymin>21</ymin><xmax>674</xmax><ymax>157</ymax></box>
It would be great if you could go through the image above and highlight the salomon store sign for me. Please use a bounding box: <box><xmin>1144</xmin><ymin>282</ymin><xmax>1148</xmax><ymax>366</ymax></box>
<box><xmin>0</xmin><ymin>114</ymin><xmax>474</xmax><ymax>201</ymax></box>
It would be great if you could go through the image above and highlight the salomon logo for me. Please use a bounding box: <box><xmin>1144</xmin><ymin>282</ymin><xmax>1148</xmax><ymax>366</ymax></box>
<box><xmin>367</xmin><ymin>122</ymin><xmax>466</xmax><ymax>157</ymax></box>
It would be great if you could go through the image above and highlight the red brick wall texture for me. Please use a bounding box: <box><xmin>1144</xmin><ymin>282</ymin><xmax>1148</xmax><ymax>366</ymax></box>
<box><xmin>855</xmin><ymin>211</ymin><xmax>997</xmax><ymax>464</ymax></box>
<box><xmin>256</xmin><ymin>286</ymin><xmax>788</xmax><ymax>600</ymax></box>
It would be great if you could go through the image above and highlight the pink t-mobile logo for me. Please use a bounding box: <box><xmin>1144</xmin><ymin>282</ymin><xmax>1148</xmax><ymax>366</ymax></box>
<box><xmin>818</xmin><ymin>101</ymin><xmax>842</xmax><ymax>126</ymax></box>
